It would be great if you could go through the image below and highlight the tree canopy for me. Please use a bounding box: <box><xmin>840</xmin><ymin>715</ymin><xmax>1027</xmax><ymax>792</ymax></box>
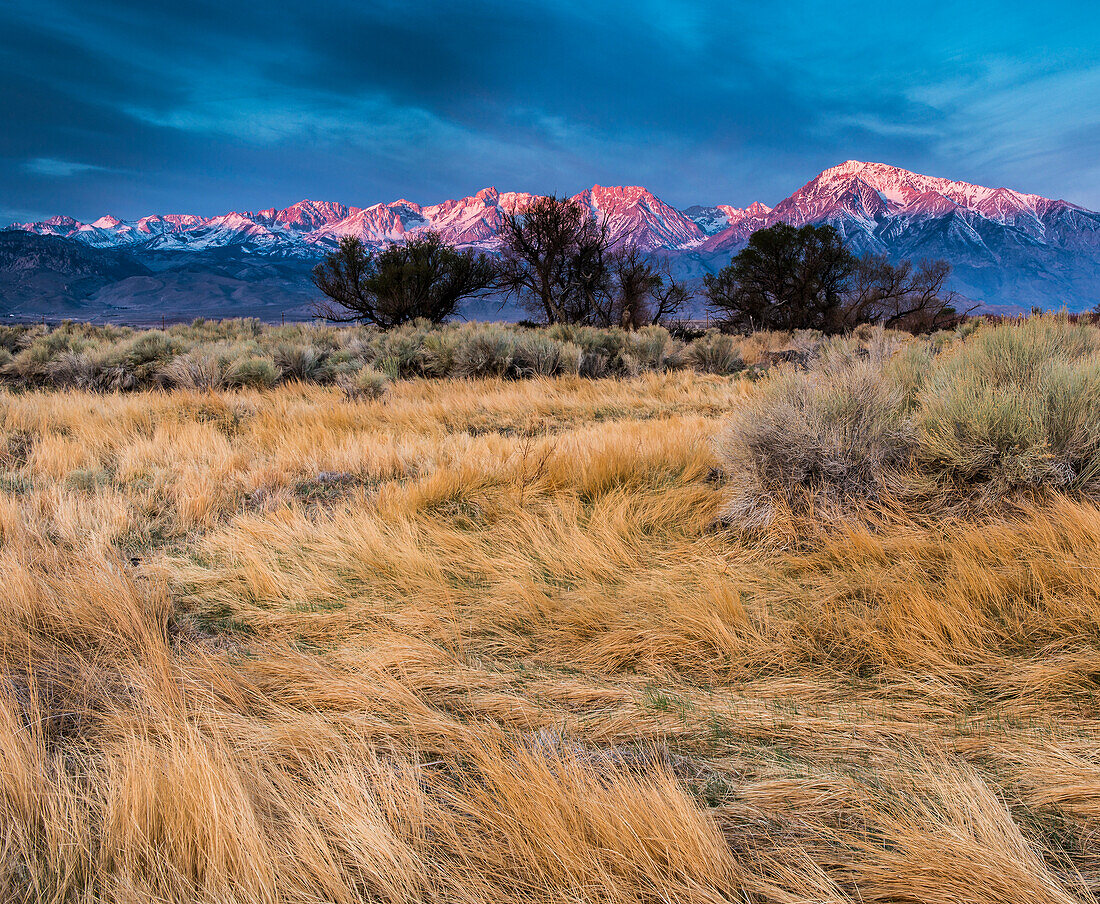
<box><xmin>496</xmin><ymin>195</ymin><xmax>611</xmax><ymax>325</ymax></box>
<box><xmin>703</xmin><ymin>223</ymin><xmax>856</xmax><ymax>333</ymax></box>
<box><xmin>312</xmin><ymin>232</ymin><xmax>497</xmax><ymax>327</ymax></box>
<box><xmin>704</xmin><ymin>222</ymin><xmax>965</xmax><ymax>334</ymax></box>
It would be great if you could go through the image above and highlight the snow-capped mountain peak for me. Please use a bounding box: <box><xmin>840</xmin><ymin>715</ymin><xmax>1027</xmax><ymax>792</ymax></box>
<box><xmin>45</xmin><ymin>214</ymin><xmax>82</xmax><ymax>228</ymax></box>
<box><xmin>572</xmin><ymin>184</ymin><xmax>704</xmax><ymax>250</ymax></box>
<box><xmin>741</xmin><ymin>201</ymin><xmax>772</xmax><ymax>218</ymax></box>
<box><xmin>254</xmin><ymin>200</ymin><xmax>354</xmax><ymax>231</ymax></box>
<box><xmin>9</xmin><ymin>161</ymin><xmax>1100</xmax><ymax>313</ymax></box>
<box><xmin>684</xmin><ymin>201</ymin><xmax>772</xmax><ymax>237</ymax></box>
<box><xmin>208</xmin><ymin>211</ymin><xmax>257</xmax><ymax>229</ymax></box>
<box><xmin>794</xmin><ymin>160</ymin><xmax>1068</xmax><ymax>222</ymax></box>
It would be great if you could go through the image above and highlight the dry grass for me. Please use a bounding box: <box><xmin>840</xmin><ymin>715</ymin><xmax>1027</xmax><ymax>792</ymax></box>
<box><xmin>2</xmin><ymin>349</ymin><xmax>1100</xmax><ymax>902</ymax></box>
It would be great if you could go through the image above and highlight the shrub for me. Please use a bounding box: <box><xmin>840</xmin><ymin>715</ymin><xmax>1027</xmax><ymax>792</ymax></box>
<box><xmin>376</xmin><ymin>325</ymin><xmax>433</xmax><ymax>377</ymax></box>
<box><xmin>623</xmin><ymin>326</ymin><xmax>675</xmax><ymax>371</ymax></box>
<box><xmin>337</xmin><ymin>368</ymin><xmax>390</xmax><ymax>401</ymax></box>
<box><xmin>557</xmin><ymin>342</ymin><xmax>583</xmax><ymax>375</ymax></box>
<box><xmin>0</xmin><ymin>326</ymin><xmax>27</xmax><ymax>354</ymax></box>
<box><xmin>718</xmin><ymin>355</ymin><xmax>915</xmax><ymax>527</ymax></box>
<box><xmin>717</xmin><ymin>316</ymin><xmax>1100</xmax><ymax>527</ymax></box>
<box><xmin>2</xmin><ymin>344</ymin><xmax>55</xmax><ymax>385</ymax></box>
<box><xmin>454</xmin><ymin>329</ymin><xmax>516</xmax><ymax>378</ymax></box>
<box><xmin>511</xmin><ymin>334</ymin><xmax>565</xmax><ymax>377</ymax></box>
<box><xmin>681</xmin><ymin>331</ymin><xmax>744</xmax><ymax>375</ymax></box>
<box><xmin>917</xmin><ymin>317</ymin><xmax>1100</xmax><ymax>494</ymax></box>
<box><xmin>419</xmin><ymin>331</ymin><xmax>462</xmax><ymax>377</ymax></box>
<box><xmin>343</xmin><ymin>335</ymin><xmax>382</xmax><ymax>368</ymax></box>
<box><xmin>0</xmin><ymin>316</ymin><xmax>970</xmax><ymax>394</ymax></box>
<box><xmin>273</xmin><ymin>343</ymin><xmax>329</xmax><ymax>382</ymax></box>
<box><xmin>157</xmin><ymin>353</ymin><xmax>224</xmax><ymax>391</ymax></box>
<box><xmin>111</xmin><ymin>331</ymin><xmax>181</xmax><ymax>369</ymax></box>
<box><xmin>45</xmin><ymin>352</ymin><xmax>100</xmax><ymax>390</ymax></box>
<box><xmin>97</xmin><ymin>364</ymin><xmax>142</xmax><ymax>391</ymax></box>
<box><xmin>789</xmin><ymin>329</ymin><xmax>825</xmax><ymax>357</ymax></box>
<box><xmin>576</xmin><ymin>326</ymin><xmax>628</xmax><ymax>363</ymax></box>
<box><xmin>82</xmin><ymin>331</ymin><xmax>182</xmax><ymax>390</ymax></box>
<box><xmin>223</xmin><ymin>357</ymin><xmax>280</xmax><ymax>389</ymax></box>
<box><xmin>886</xmin><ymin>340</ymin><xmax>935</xmax><ymax>408</ymax></box>
<box><xmin>578</xmin><ymin>350</ymin><xmax>611</xmax><ymax>379</ymax></box>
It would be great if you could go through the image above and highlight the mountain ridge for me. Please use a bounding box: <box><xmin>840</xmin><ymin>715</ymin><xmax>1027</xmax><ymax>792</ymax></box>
<box><xmin>7</xmin><ymin>161</ymin><xmax>1100</xmax><ymax>318</ymax></box>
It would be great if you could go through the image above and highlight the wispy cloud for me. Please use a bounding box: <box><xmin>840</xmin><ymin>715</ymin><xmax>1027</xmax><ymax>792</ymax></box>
<box><xmin>24</xmin><ymin>158</ymin><xmax>107</xmax><ymax>178</ymax></box>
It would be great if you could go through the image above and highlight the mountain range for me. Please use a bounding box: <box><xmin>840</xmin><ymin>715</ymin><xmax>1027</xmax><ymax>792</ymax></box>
<box><xmin>4</xmin><ymin>160</ymin><xmax>1100</xmax><ymax>322</ymax></box>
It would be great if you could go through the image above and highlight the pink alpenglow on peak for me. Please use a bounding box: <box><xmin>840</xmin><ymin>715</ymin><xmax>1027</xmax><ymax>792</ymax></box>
<box><xmin>255</xmin><ymin>200</ymin><xmax>355</xmax><ymax>231</ymax></box>
<box><xmin>10</xmin><ymin>160</ymin><xmax>1100</xmax><ymax>312</ymax></box>
<box><xmin>775</xmin><ymin>160</ymin><xmax>1076</xmax><ymax>224</ymax></box>
<box><xmin>135</xmin><ymin>214</ymin><xmax>207</xmax><ymax>232</ymax></box>
<box><xmin>719</xmin><ymin>202</ymin><xmax>773</xmax><ymax>222</ymax></box>
<box><xmin>698</xmin><ymin>202</ymin><xmax>774</xmax><ymax>252</ymax></box>
<box><xmin>420</xmin><ymin>188</ymin><xmax>538</xmax><ymax>246</ymax></box>
<box><xmin>315</xmin><ymin>203</ymin><xmax>426</xmax><ymax>244</ymax></box>
<box><xmin>13</xmin><ymin>164</ymin><xmax>1092</xmax><ymax>259</ymax></box>
<box><xmin>571</xmin><ymin>185</ymin><xmax>704</xmax><ymax>250</ymax></box>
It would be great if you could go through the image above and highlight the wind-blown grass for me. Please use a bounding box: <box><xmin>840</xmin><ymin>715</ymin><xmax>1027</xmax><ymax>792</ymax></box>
<box><xmin>2</xmin><ymin>321</ymin><xmax>1100</xmax><ymax>902</ymax></box>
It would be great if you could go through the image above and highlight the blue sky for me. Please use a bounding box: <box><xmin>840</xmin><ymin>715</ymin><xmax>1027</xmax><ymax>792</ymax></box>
<box><xmin>2</xmin><ymin>0</ymin><xmax>1098</xmax><ymax>223</ymax></box>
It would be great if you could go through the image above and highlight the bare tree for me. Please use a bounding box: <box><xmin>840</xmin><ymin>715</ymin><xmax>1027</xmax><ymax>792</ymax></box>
<box><xmin>497</xmin><ymin>195</ymin><xmax>612</xmax><ymax>325</ymax></box>
<box><xmin>605</xmin><ymin>246</ymin><xmax>689</xmax><ymax>328</ymax></box>
<box><xmin>313</xmin><ymin>232</ymin><xmax>496</xmax><ymax>328</ymax></box>
<box><xmin>312</xmin><ymin>236</ymin><xmax>374</xmax><ymax>321</ymax></box>
<box><xmin>842</xmin><ymin>255</ymin><xmax>971</xmax><ymax>332</ymax></box>
<box><xmin>650</xmin><ymin>276</ymin><xmax>691</xmax><ymax>328</ymax></box>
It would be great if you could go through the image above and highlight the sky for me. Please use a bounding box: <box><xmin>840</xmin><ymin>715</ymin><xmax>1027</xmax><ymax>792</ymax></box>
<box><xmin>2</xmin><ymin>0</ymin><xmax>1099</xmax><ymax>224</ymax></box>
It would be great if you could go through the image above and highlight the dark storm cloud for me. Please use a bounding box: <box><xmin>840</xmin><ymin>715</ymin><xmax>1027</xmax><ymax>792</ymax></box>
<box><xmin>1</xmin><ymin>0</ymin><xmax>1098</xmax><ymax>223</ymax></box>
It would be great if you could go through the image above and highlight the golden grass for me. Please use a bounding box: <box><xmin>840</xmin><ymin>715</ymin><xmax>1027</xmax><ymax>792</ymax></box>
<box><xmin>2</xmin><ymin>370</ymin><xmax>1100</xmax><ymax>902</ymax></box>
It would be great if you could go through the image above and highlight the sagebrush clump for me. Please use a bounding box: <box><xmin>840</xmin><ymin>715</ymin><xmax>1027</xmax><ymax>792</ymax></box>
<box><xmin>917</xmin><ymin>316</ymin><xmax>1100</xmax><ymax>494</ymax></box>
<box><xmin>0</xmin><ymin>318</ymin><xmax>828</xmax><ymax>391</ymax></box>
<box><xmin>718</xmin><ymin>353</ymin><xmax>915</xmax><ymax>528</ymax></box>
<box><xmin>719</xmin><ymin>315</ymin><xmax>1100</xmax><ymax>526</ymax></box>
